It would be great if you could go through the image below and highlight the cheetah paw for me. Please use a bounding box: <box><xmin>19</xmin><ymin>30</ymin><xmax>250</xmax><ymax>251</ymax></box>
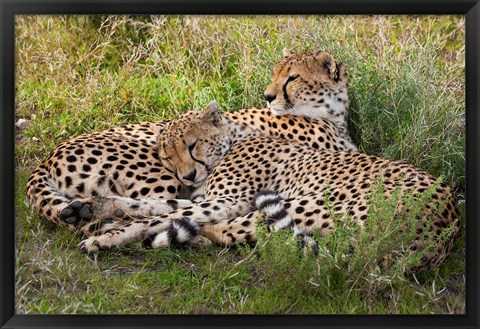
<box><xmin>78</xmin><ymin>237</ymin><xmax>101</xmax><ymax>254</ymax></box>
<box><xmin>60</xmin><ymin>200</ymin><xmax>94</xmax><ymax>226</ymax></box>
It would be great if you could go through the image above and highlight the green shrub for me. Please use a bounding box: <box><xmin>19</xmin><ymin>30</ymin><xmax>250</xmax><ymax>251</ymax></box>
<box><xmin>245</xmin><ymin>179</ymin><xmax>461</xmax><ymax>313</ymax></box>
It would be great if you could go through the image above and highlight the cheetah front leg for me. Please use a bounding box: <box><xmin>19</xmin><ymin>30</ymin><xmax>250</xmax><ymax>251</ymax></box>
<box><xmin>59</xmin><ymin>196</ymin><xmax>193</xmax><ymax>230</ymax></box>
<box><xmin>78</xmin><ymin>195</ymin><xmax>255</xmax><ymax>253</ymax></box>
<box><xmin>90</xmin><ymin>196</ymin><xmax>193</xmax><ymax>219</ymax></box>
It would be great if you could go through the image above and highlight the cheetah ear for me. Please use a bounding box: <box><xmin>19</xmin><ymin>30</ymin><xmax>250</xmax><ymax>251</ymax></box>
<box><xmin>201</xmin><ymin>100</ymin><xmax>223</xmax><ymax>127</ymax></box>
<box><xmin>282</xmin><ymin>48</ymin><xmax>292</xmax><ymax>56</ymax></box>
<box><xmin>315</xmin><ymin>52</ymin><xmax>338</xmax><ymax>80</ymax></box>
<box><xmin>155</xmin><ymin>125</ymin><xmax>164</xmax><ymax>133</ymax></box>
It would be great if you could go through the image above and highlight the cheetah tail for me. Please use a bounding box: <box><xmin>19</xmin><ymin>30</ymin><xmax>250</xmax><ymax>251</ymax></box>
<box><xmin>253</xmin><ymin>190</ymin><xmax>318</xmax><ymax>254</ymax></box>
<box><xmin>26</xmin><ymin>163</ymin><xmax>75</xmax><ymax>229</ymax></box>
<box><xmin>142</xmin><ymin>218</ymin><xmax>201</xmax><ymax>248</ymax></box>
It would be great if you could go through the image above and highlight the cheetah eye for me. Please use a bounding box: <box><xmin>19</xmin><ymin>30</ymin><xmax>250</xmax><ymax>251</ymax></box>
<box><xmin>188</xmin><ymin>141</ymin><xmax>197</xmax><ymax>155</ymax></box>
<box><xmin>285</xmin><ymin>74</ymin><xmax>299</xmax><ymax>84</ymax></box>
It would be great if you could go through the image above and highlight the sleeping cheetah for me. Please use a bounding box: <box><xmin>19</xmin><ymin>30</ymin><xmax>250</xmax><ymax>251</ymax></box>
<box><xmin>79</xmin><ymin>101</ymin><xmax>460</xmax><ymax>270</ymax></box>
<box><xmin>26</xmin><ymin>49</ymin><xmax>356</xmax><ymax>235</ymax></box>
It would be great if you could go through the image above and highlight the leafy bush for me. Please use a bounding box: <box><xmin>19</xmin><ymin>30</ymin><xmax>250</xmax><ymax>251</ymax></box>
<box><xmin>245</xmin><ymin>179</ymin><xmax>460</xmax><ymax>313</ymax></box>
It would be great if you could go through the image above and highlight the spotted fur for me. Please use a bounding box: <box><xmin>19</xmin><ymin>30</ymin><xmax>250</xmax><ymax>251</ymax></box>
<box><xmin>254</xmin><ymin>190</ymin><xmax>318</xmax><ymax>253</ymax></box>
<box><xmin>79</xmin><ymin>102</ymin><xmax>460</xmax><ymax>270</ymax></box>
<box><xmin>264</xmin><ymin>48</ymin><xmax>353</xmax><ymax>146</ymax></box>
<box><xmin>27</xmin><ymin>50</ymin><xmax>355</xmax><ymax>236</ymax></box>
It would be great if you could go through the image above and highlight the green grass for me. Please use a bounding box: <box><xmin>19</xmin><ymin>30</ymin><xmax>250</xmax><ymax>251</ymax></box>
<box><xmin>15</xmin><ymin>15</ymin><xmax>465</xmax><ymax>314</ymax></box>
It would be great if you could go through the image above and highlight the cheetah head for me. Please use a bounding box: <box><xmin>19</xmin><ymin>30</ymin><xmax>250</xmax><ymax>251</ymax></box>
<box><xmin>264</xmin><ymin>49</ymin><xmax>349</xmax><ymax>122</ymax></box>
<box><xmin>157</xmin><ymin>101</ymin><xmax>230</xmax><ymax>188</ymax></box>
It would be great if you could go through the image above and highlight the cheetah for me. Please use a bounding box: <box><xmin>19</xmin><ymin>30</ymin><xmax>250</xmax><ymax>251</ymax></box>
<box><xmin>26</xmin><ymin>49</ymin><xmax>356</xmax><ymax>235</ymax></box>
<box><xmin>79</xmin><ymin>101</ymin><xmax>460</xmax><ymax>270</ymax></box>
<box><xmin>264</xmin><ymin>48</ymin><xmax>354</xmax><ymax>146</ymax></box>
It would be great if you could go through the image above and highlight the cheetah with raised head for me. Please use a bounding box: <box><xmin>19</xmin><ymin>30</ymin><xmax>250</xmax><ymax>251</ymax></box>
<box><xmin>79</xmin><ymin>101</ymin><xmax>460</xmax><ymax>270</ymax></box>
<box><xmin>26</xmin><ymin>49</ymin><xmax>356</xmax><ymax>236</ymax></box>
<box><xmin>265</xmin><ymin>48</ymin><xmax>353</xmax><ymax>146</ymax></box>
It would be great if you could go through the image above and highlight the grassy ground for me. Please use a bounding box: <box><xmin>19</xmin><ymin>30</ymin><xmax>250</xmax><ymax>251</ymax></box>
<box><xmin>15</xmin><ymin>15</ymin><xmax>465</xmax><ymax>314</ymax></box>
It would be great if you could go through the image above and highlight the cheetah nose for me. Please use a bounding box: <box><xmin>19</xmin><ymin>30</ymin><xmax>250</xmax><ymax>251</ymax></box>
<box><xmin>263</xmin><ymin>93</ymin><xmax>276</xmax><ymax>103</ymax></box>
<box><xmin>182</xmin><ymin>169</ymin><xmax>197</xmax><ymax>183</ymax></box>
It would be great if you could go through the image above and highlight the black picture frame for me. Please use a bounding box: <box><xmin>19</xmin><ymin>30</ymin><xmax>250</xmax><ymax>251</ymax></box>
<box><xmin>1</xmin><ymin>1</ymin><xmax>479</xmax><ymax>328</ymax></box>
